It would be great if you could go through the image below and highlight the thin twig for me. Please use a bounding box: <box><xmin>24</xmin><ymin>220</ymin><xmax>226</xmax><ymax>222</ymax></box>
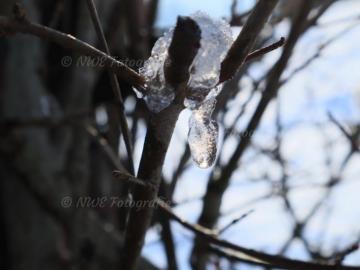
<box><xmin>334</xmin><ymin>242</ymin><xmax>360</xmax><ymax>265</ymax></box>
<box><xmin>219</xmin><ymin>0</ymin><xmax>279</xmax><ymax>83</ymax></box>
<box><xmin>244</xmin><ymin>37</ymin><xmax>285</xmax><ymax>63</ymax></box>
<box><xmin>218</xmin><ymin>209</ymin><xmax>254</xmax><ymax>234</ymax></box>
<box><xmin>85</xmin><ymin>0</ymin><xmax>135</xmax><ymax>174</ymax></box>
<box><xmin>282</xmin><ymin>22</ymin><xmax>360</xmax><ymax>85</ymax></box>
<box><xmin>0</xmin><ymin>15</ymin><xmax>145</xmax><ymax>88</ymax></box>
<box><xmin>112</xmin><ymin>170</ymin><xmax>156</xmax><ymax>191</ymax></box>
<box><xmin>85</xmin><ymin>120</ymin><xmax>360</xmax><ymax>270</ymax></box>
<box><xmin>158</xmin><ymin>198</ymin><xmax>360</xmax><ymax>270</ymax></box>
<box><xmin>85</xmin><ymin>125</ymin><xmax>128</xmax><ymax>173</ymax></box>
<box><xmin>328</xmin><ymin>112</ymin><xmax>359</xmax><ymax>152</ymax></box>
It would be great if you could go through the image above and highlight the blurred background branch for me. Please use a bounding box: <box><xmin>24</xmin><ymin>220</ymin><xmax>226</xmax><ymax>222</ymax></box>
<box><xmin>0</xmin><ymin>0</ymin><xmax>360</xmax><ymax>270</ymax></box>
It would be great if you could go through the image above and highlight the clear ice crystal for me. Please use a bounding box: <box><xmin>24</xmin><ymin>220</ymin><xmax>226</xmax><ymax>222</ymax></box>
<box><xmin>186</xmin><ymin>12</ymin><xmax>233</xmax><ymax>107</ymax></box>
<box><xmin>184</xmin><ymin>84</ymin><xmax>224</xmax><ymax>110</ymax></box>
<box><xmin>139</xmin><ymin>12</ymin><xmax>233</xmax><ymax>112</ymax></box>
<box><xmin>188</xmin><ymin>98</ymin><xmax>219</xmax><ymax>168</ymax></box>
<box><xmin>132</xmin><ymin>86</ymin><xmax>144</xmax><ymax>99</ymax></box>
<box><xmin>139</xmin><ymin>27</ymin><xmax>175</xmax><ymax>113</ymax></box>
<box><xmin>139</xmin><ymin>12</ymin><xmax>233</xmax><ymax>168</ymax></box>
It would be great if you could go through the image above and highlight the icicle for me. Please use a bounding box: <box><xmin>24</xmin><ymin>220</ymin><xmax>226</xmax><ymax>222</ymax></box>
<box><xmin>188</xmin><ymin>98</ymin><xmax>219</xmax><ymax>168</ymax></box>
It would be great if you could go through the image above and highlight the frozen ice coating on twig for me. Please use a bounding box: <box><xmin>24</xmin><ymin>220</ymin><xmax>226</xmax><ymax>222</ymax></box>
<box><xmin>139</xmin><ymin>28</ymin><xmax>175</xmax><ymax>113</ymax></box>
<box><xmin>186</xmin><ymin>12</ymin><xmax>233</xmax><ymax>107</ymax></box>
<box><xmin>184</xmin><ymin>83</ymin><xmax>224</xmax><ymax>109</ymax></box>
<box><xmin>139</xmin><ymin>12</ymin><xmax>232</xmax><ymax>168</ymax></box>
<box><xmin>139</xmin><ymin>12</ymin><xmax>233</xmax><ymax>112</ymax></box>
<box><xmin>188</xmin><ymin>98</ymin><xmax>219</xmax><ymax>168</ymax></box>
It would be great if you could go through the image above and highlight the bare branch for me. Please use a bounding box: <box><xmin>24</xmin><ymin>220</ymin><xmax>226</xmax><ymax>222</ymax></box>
<box><xmin>219</xmin><ymin>0</ymin><xmax>279</xmax><ymax>83</ymax></box>
<box><xmin>86</xmin><ymin>0</ymin><xmax>135</xmax><ymax>174</ymax></box>
<box><xmin>218</xmin><ymin>210</ymin><xmax>254</xmax><ymax>234</ymax></box>
<box><xmin>192</xmin><ymin>3</ymin><xmax>315</xmax><ymax>268</ymax></box>
<box><xmin>0</xmin><ymin>16</ymin><xmax>145</xmax><ymax>88</ymax></box>
<box><xmin>328</xmin><ymin>112</ymin><xmax>359</xmax><ymax>152</ymax></box>
<box><xmin>244</xmin><ymin>37</ymin><xmax>285</xmax><ymax>63</ymax></box>
<box><xmin>86</xmin><ymin>118</ymin><xmax>360</xmax><ymax>270</ymax></box>
<box><xmin>159</xmin><ymin>199</ymin><xmax>360</xmax><ymax>270</ymax></box>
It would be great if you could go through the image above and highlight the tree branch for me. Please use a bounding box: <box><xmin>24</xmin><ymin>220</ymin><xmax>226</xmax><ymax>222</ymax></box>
<box><xmin>219</xmin><ymin>0</ymin><xmax>279</xmax><ymax>83</ymax></box>
<box><xmin>0</xmin><ymin>15</ymin><xmax>145</xmax><ymax>88</ymax></box>
<box><xmin>121</xmin><ymin>16</ymin><xmax>201</xmax><ymax>270</ymax></box>
<box><xmin>244</xmin><ymin>37</ymin><xmax>285</xmax><ymax>63</ymax></box>
<box><xmin>86</xmin><ymin>123</ymin><xmax>360</xmax><ymax>270</ymax></box>
<box><xmin>158</xmin><ymin>199</ymin><xmax>360</xmax><ymax>270</ymax></box>
<box><xmin>85</xmin><ymin>0</ymin><xmax>135</xmax><ymax>174</ymax></box>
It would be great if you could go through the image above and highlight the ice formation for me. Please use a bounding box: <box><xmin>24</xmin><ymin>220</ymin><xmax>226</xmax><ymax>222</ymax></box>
<box><xmin>188</xmin><ymin>98</ymin><xmax>219</xmax><ymax>168</ymax></box>
<box><xmin>139</xmin><ymin>11</ymin><xmax>233</xmax><ymax>168</ymax></box>
<box><xmin>139</xmin><ymin>27</ymin><xmax>175</xmax><ymax>113</ymax></box>
<box><xmin>186</xmin><ymin>12</ymin><xmax>233</xmax><ymax>108</ymax></box>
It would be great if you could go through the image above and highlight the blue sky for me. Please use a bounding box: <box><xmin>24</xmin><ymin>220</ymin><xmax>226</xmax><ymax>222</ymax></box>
<box><xmin>156</xmin><ymin>0</ymin><xmax>255</xmax><ymax>27</ymax></box>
